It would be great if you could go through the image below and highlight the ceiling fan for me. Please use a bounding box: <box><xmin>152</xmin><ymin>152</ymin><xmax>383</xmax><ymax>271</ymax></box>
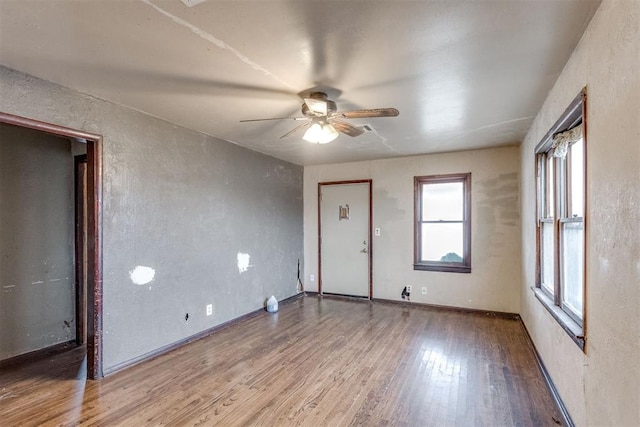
<box><xmin>240</xmin><ymin>92</ymin><xmax>399</xmax><ymax>144</ymax></box>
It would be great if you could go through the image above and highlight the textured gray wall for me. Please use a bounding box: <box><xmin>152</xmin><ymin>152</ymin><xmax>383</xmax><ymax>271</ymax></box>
<box><xmin>0</xmin><ymin>66</ymin><xmax>303</xmax><ymax>372</ymax></box>
<box><xmin>0</xmin><ymin>124</ymin><xmax>76</xmax><ymax>360</ymax></box>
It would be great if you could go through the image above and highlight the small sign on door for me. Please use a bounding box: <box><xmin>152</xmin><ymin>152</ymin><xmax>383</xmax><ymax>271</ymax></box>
<box><xmin>339</xmin><ymin>204</ymin><xmax>350</xmax><ymax>220</ymax></box>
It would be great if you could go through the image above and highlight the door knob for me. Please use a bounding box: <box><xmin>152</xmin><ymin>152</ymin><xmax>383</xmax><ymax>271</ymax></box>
<box><xmin>360</xmin><ymin>248</ymin><xmax>368</xmax><ymax>254</ymax></box>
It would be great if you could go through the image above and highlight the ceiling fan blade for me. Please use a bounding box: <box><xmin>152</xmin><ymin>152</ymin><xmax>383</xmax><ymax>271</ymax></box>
<box><xmin>240</xmin><ymin>117</ymin><xmax>308</xmax><ymax>122</ymax></box>
<box><xmin>304</xmin><ymin>97</ymin><xmax>328</xmax><ymax>115</ymax></box>
<box><xmin>280</xmin><ymin>122</ymin><xmax>312</xmax><ymax>139</ymax></box>
<box><xmin>336</xmin><ymin>108</ymin><xmax>399</xmax><ymax>119</ymax></box>
<box><xmin>330</xmin><ymin>119</ymin><xmax>365</xmax><ymax>137</ymax></box>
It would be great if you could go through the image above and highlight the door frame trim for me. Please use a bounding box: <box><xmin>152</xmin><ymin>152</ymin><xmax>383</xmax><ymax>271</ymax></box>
<box><xmin>318</xmin><ymin>180</ymin><xmax>373</xmax><ymax>299</ymax></box>
<box><xmin>74</xmin><ymin>154</ymin><xmax>87</xmax><ymax>346</ymax></box>
<box><xmin>0</xmin><ymin>112</ymin><xmax>104</xmax><ymax>379</ymax></box>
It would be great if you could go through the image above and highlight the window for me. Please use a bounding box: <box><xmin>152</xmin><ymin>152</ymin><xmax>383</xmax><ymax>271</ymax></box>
<box><xmin>535</xmin><ymin>88</ymin><xmax>586</xmax><ymax>348</ymax></box>
<box><xmin>414</xmin><ymin>173</ymin><xmax>471</xmax><ymax>273</ymax></box>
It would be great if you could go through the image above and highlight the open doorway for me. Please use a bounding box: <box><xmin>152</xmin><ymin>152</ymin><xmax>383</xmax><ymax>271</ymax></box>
<box><xmin>0</xmin><ymin>112</ymin><xmax>103</xmax><ymax>379</ymax></box>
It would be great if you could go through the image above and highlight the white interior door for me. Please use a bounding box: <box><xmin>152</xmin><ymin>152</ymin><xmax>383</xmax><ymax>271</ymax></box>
<box><xmin>320</xmin><ymin>182</ymin><xmax>370</xmax><ymax>297</ymax></box>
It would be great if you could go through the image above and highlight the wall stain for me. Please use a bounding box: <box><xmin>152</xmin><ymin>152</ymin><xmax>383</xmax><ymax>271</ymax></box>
<box><xmin>373</xmin><ymin>188</ymin><xmax>406</xmax><ymax>222</ymax></box>
<box><xmin>475</xmin><ymin>172</ymin><xmax>520</xmax><ymax>261</ymax></box>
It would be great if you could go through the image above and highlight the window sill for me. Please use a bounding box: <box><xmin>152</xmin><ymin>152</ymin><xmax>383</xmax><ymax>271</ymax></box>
<box><xmin>532</xmin><ymin>287</ymin><xmax>585</xmax><ymax>351</ymax></box>
<box><xmin>414</xmin><ymin>263</ymin><xmax>471</xmax><ymax>273</ymax></box>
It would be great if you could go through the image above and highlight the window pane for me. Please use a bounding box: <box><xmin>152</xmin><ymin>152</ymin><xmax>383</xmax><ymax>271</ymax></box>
<box><xmin>547</xmin><ymin>156</ymin><xmax>554</xmax><ymax>217</ymax></box>
<box><xmin>562</xmin><ymin>221</ymin><xmax>584</xmax><ymax>318</ymax></box>
<box><xmin>541</xmin><ymin>222</ymin><xmax>554</xmax><ymax>295</ymax></box>
<box><xmin>422</xmin><ymin>182</ymin><xmax>463</xmax><ymax>221</ymax></box>
<box><xmin>421</xmin><ymin>223</ymin><xmax>463</xmax><ymax>262</ymax></box>
<box><xmin>537</xmin><ymin>156</ymin><xmax>543</xmax><ymax>218</ymax></box>
<box><xmin>570</xmin><ymin>138</ymin><xmax>584</xmax><ymax>217</ymax></box>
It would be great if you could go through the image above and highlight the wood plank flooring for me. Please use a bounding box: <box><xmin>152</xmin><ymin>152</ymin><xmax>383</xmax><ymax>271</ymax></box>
<box><xmin>0</xmin><ymin>296</ymin><xmax>563</xmax><ymax>426</ymax></box>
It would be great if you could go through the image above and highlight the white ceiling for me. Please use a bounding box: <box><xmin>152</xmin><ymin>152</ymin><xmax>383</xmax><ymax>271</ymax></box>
<box><xmin>0</xmin><ymin>0</ymin><xmax>600</xmax><ymax>166</ymax></box>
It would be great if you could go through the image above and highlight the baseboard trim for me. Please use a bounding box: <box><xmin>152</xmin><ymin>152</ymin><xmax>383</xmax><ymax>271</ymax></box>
<box><xmin>309</xmin><ymin>292</ymin><xmax>372</xmax><ymax>303</ymax></box>
<box><xmin>520</xmin><ymin>320</ymin><xmax>574</xmax><ymax>427</ymax></box>
<box><xmin>303</xmin><ymin>293</ymin><xmax>519</xmax><ymax>319</ymax></box>
<box><xmin>0</xmin><ymin>340</ymin><xmax>76</xmax><ymax>369</ymax></box>
<box><xmin>103</xmin><ymin>292</ymin><xmax>305</xmax><ymax>376</ymax></box>
<box><xmin>371</xmin><ymin>297</ymin><xmax>520</xmax><ymax>320</ymax></box>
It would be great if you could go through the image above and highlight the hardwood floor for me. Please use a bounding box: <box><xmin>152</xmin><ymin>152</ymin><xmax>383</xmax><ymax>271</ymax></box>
<box><xmin>0</xmin><ymin>296</ymin><xmax>563</xmax><ymax>426</ymax></box>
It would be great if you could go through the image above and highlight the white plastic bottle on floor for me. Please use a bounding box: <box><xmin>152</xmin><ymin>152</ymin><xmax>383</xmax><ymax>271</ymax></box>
<box><xmin>266</xmin><ymin>295</ymin><xmax>278</xmax><ymax>313</ymax></box>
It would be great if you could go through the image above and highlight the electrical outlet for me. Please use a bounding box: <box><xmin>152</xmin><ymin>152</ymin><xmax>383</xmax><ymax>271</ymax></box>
<box><xmin>406</xmin><ymin>285</ymin><xmax>412</xmax><ymax>293</ymax></box>
<box><xmin>422</xmin><ymin>286</ymin><xmax>427</xmax><ymax>295</ymax></box>
<box><xmin>310</xmin><ymin>274</ymin><xmax>315</xmax><ymax>282</ymax></box>
<box><xmin>206</xmin><ymin>304</ymin><xmax>213</xmax><ymax>316</ymax></box>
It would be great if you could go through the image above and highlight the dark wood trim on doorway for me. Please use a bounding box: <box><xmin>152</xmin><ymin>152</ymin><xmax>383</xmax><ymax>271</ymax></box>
<box><xmin>317</xmin><ymin>180</ymin><xmax>373</xmax><ymax>299</ymax></box>
<box><xmin>0</xmin><ymin>112</ymin><xmax>104</xmax><ymax>379</ymax></box>
<box><xmin>74</xmin><ymin>155</ymin><xmax>87</xmax><ymax>346</ymax></box>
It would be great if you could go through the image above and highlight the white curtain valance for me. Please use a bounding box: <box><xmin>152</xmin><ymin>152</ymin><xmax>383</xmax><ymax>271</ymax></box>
<box><xmin>552</xmin><ymin>123</ymin><xmax>583</xmax><ymax>158</ymax></box>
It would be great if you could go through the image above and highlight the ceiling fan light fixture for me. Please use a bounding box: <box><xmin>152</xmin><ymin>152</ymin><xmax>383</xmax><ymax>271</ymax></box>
<box><xmin>303</xmin><ymin>121</ymin><xmax>338</xmax><ymax>144</ymax></box>
<box><xmin>241</xmin><ymin>90</ymin><xmax>398</xmax><ymax>143</ymax></box>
